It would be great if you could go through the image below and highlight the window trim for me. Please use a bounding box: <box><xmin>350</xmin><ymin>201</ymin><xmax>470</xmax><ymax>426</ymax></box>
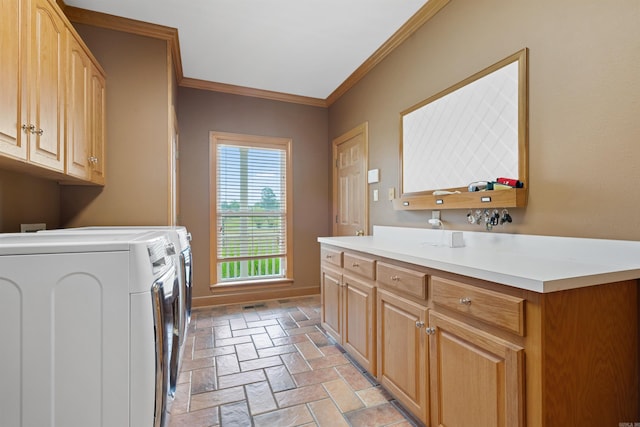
<box><xmin>209</xmin><ymin>131</ymin><xmax>293</xmax><ymax>287</ymax></box>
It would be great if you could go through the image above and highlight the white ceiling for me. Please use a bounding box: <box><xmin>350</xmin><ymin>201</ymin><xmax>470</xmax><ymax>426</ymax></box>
<box><xmin>64</xmin><ymin>0</ymin><xmax>430</xmax><ymax>100</ymax></box>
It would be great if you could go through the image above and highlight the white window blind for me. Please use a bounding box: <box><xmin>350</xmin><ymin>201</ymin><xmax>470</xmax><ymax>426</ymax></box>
<box><xmin>216</xmin><ymin>141</ymin><xmax>288</xmax><ymax>282</ymax></box>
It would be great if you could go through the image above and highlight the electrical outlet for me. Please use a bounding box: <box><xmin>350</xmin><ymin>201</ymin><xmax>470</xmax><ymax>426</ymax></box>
<box><xmin>21</xmin><ymin>223</ymin><xmax>46</xmax><ymax>233</ymax></box>
<box><xmin>388</xmin><ymin>188</ymin><xmax>395</xmax><ymax>200</ymax></box>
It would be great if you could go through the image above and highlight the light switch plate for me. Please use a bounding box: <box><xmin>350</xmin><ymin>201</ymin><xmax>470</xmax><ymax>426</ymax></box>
<box><xmin>367</xmin><ymin>169</ymin><xmax>379</xmax><ymax>184</ymax></box>
<box><xmin>388</xmin><ymin>188</ymin><xmax>395</xmax><ymax>200</ymax></box>
<box><xmin>373</xmin><ymin>189</ymin><xmax>379</xmax><ymax>202</ymax></box>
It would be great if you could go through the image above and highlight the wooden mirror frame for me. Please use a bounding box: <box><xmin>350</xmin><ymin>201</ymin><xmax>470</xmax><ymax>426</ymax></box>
<box><xmin>394</xmin><ymin>48</ymin><xmax>529</xmax><ymax>210</ymax></box>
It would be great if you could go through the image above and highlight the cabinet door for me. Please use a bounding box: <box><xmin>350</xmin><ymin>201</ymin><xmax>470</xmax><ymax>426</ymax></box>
<box><xmin>24</xmin><ymin>0</ymin><xmax>65</xmax><ymax>171</ymax></box>
<box><xmin>377</xmin><ymin>288</ymin><xmax>428</xmax><ymax>423</ymax></box>
<box><xmin>343</xmin><ymin>273</ymin><xmax>376</xmax><ymax>374</ymax></box>
<box><xmin>320</xmin><ymin>267</ymin><xmax>342</xmax><ymax>342</ymax></box>
<box><xmin>66</xmin><ymin>33</ymin><xmax>90</xmax><ymax>179</ymax></box>
<box><xmin>0</xmin><ymin>0</ymin><xmax>26</xmax><ymax>160</ymax></box>
<box><xmin>429</xmin><ymin>311</ymin><xmax>524</xmax><ymax>427</ymax></box>
<box><xmin>89</xmin><ymin>67</ymin><xmax>106</xmax><ymax>184</ymax></box>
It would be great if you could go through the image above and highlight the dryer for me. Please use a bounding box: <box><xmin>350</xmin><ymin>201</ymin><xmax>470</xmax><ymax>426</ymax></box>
<box><xmin>0</xmin><ymin>231</ymin><xmax>179</xmax><ymax>427</ymax></box>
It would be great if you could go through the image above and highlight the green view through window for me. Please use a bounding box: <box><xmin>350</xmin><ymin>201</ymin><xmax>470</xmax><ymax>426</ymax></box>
<box><xmin>213</xmin><ymin>133</ymin><xmax>291</xmax><ymax>284</ymax></box>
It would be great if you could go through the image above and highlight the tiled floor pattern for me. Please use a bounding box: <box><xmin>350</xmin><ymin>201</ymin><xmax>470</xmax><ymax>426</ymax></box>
<box><xmin>168</xmin><ymin>295</ymin><xmax>421</xmax><ymax>427</ymax></box>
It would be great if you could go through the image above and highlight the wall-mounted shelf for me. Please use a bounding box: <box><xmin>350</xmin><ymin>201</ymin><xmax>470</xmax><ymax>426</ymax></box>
<box><xmin>392</xmin><ymin>188</ymin><xmax>527</xmax><ymax>211</ymax></box>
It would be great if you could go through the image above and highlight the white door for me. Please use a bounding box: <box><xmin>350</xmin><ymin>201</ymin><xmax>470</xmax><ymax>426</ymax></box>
<box><xmin>333</xmin><ymin>122</ymin><xmax>368</xmax><ymax>236</ymax></box>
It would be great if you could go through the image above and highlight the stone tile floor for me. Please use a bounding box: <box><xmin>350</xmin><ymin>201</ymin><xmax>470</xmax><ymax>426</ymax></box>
<box><xmin>168</xmin><ymin>295</ymin><xmax>422</xmax><ymax>427</ymax></box>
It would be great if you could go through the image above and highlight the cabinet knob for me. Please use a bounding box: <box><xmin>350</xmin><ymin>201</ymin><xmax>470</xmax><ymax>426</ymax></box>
<box><xmin>459</xmin><ymin>297</ymin><xmax>472</xmax><ymax>305</ymax></box>
<box><xmin>356</xmin><ymin>230</ymin><xmax>364</xmax><ymax>236</ymax></box>
<box><xmin>425</xmin><ymin>327</ymin><xmax>436</xmax><ymax>335</ymax></box>
<box><xmin>34</xmin><ymin>128</ymin><xmax>44</xmax><ymax>136</ymax></box>
<box><xmin>415</xmin><ymin>321</ymin><xmax>425</xmax><ymax>328</ymax></box>
<box><xmin>21</xmin><ymin>124</ymin><xmax>35</xmax><ymax>133</ymax></box>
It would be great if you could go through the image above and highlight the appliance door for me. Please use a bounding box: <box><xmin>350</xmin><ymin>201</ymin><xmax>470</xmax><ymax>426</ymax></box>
<box><xmin>150</xmin><ymin>267</ymin><xmax>180</xmax><ymax>427</ymax></box>
<box><xmin>181</xmin><ymin>247</ymin><xmax>192</xmax><ymax>325</ymax></box>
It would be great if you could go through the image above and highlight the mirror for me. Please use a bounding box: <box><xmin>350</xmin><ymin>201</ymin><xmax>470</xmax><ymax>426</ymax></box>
<box><xmin>400</xmin><ymin>48</ymin><xmax>528</xmax><ymax>199</ymax></box>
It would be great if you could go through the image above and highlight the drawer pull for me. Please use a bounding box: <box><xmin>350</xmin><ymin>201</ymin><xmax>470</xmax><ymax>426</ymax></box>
<box><xmin>325</xmin><ymin>254</ymin><xmax>332</xmax><ymax>259</ymax></box>
<box><xmin>459</xmin><ymin>297</ymin><xmax>472</xmax><ymax>305</ymax></box>
<box><xmin>391</xmin><ymin>275</ymin><xmax>400</xmax><ymax>281</ymax></box>
<box><xmin>352</xmin><ymin>262</ymin><xmax>359</xmax><ymax>268</ymax></box>
<box><xmin>415</xmin><ymin>321</ymin><xmax>425</xmax><ymax>328</ymax></box>
<box><xmin>425</xmin><ymin>327</ymin><xmax>436</xmax><ymax>335</ymax></box>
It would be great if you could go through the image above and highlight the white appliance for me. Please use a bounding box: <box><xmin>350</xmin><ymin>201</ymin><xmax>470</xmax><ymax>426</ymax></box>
<box><xmin>43</xmin><ymin>226</ymin><xmax>193</xmax><ymax>355</ymax></box>
<box><xmin>0</xmin><ymin>231</ymin><xmax>179</xmax><ymax>427</ymax></box>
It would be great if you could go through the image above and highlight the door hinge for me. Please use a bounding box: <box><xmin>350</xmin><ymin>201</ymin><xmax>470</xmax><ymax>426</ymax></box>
<box><xmin>335</xmin><ymin>215</ymin><xmax>338</xmax><ymax>223</ymax></box>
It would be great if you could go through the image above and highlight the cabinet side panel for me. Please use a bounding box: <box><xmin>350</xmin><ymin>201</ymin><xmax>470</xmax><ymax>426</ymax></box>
<box><xmin>543</xmin><ymin>281</ymin><xmax>639</xmax><ymax>426</ymax></box>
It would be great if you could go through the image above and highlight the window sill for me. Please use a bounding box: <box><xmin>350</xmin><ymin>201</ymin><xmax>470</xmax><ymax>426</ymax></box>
<box><xmin>209</xmin><ymin>278</ymin><xmax>294</xmax><ymax>294</ymax></box>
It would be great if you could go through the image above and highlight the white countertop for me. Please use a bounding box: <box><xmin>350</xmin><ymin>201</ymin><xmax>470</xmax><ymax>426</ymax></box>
<box><xmin>317</xmin><ymin>226</ymin><xmax>640</xmax><ymax>293</ymax></box>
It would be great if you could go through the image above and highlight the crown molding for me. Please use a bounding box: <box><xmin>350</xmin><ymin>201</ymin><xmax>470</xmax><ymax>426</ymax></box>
<box><xmin>56</xmin><ymin>0</ymin><xmax>449</xmax><ymax>108</ymax></box>
<box><xmin>325</xmin><ymin>0</ymin><xmax>450</xmax><ymax>106</ymax></box>
<box><xmin>181</xmin><ymin>78</ymin><xmax>327</xmax><ymax>107</ymax></box>
<box><xmin>59</xmin><ymin>2</ymin><xmax>184</xmax><ymax>82</ymax></box>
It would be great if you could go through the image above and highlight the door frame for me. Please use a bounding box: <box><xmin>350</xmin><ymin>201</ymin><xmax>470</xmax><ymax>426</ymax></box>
<box><xmin>332</xmin><ymin>122</ymin><xmax>369</xmax><ymax>236</ymax></box>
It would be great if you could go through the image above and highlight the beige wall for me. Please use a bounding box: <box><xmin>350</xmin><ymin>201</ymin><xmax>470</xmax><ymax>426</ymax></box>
<box><xmin>329</xmin><ymin>0</ymin><xmax>640</xmax><ymax>240</ymax></box>
<box><xmin>60</xmin><ymin>25</ymin><xmax>173</xmax><ymax>226</ymax></box>
<box><xmin>177</xmin><ymin>88</ymin><xmax>329</xmax><ymax>300</ymax></box>
<box><xmin>0</xmin><ymin>169</ymin><xmax>60</xmax><ymax>232</ymax></box>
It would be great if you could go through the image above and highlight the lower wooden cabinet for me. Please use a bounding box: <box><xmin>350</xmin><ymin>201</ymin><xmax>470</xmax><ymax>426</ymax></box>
<box><xmin>428</xmin><ymin>310</ymin><xmax>524</xmax><ymax>427</ymax></box>
<box><xmin>319</xmin><ymin>244</ymin><xmax>639</xmax><ymax>426</ymax></box>
<box><xmin>320</xmin><ymin>265</ymin><xmax>342</xmax><ymax>340</ymax></box>
<box><xmin>342</xmin><ymin>273</ymin><xmax>376</xmax><ymax>374</ymax></box>
<box><xmin>321</xmin><ymin>263</ymin><xmax>377</xmax><ymax>374</ymax></box>
<box><xmin>377</xmin><ymin>288</ymin><xmax>429</xmax><ymax>423</ymax></box>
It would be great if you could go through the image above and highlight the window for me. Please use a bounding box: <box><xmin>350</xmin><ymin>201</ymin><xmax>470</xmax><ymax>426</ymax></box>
<box><xmin>210</xmin><ymin>132</ymin><xmax>293</xmax><ymax>286</ymax></box>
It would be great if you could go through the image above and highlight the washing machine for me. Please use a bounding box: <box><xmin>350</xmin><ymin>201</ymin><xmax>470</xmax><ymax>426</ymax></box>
<box><xmin>42</xmin><ymin>226</ymin><xmax>193</xmax><ymax>359</ymax></box>
<box><xmin>0</xmin><ymin>231</ymin><xmax>179</xmax><ymax>427</ymax></box>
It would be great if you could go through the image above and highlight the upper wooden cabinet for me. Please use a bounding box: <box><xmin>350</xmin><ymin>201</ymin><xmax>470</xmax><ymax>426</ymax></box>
<box><xmin>24</xmin><ymin>0</ymin><xmax>66</xmax><ymax>172</ymax></box>
<box><xmin>66</xmin><ymin>28</ymin><xmax>106</xmax><ymax>184</ymax></box>
<box><xmin>0</xmin><ymin>0</ymin><xmax>24</xmax><ymax>159</ymax></box>
<box><xmin>66</xmin><ymin>32</ymin><xmax>90</xmax><ymax>179</ymax></box>
<box><xmin>88</xmin><ymin>67</ymin><xmax>106</xmax><ymax>185</ymax></box>
<box><xmin>0</xmin><ymin>0</ymin><xmax>105</xmax><ymax>184</ymax></box>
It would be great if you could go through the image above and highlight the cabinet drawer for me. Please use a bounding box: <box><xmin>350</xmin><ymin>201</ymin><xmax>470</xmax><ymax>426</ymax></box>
<box><xmin>343</xmin><ymin>253</ymin><xmax>376</xmax><ymax>280</ymax></box>
<box><xmin>377</xmin><ymin>262</ymin><xmax>427</xmax><ymax>300</ymax></box>
<box><xmin>431</xmin><ymin>276</ymin><xmax>524</xmax><ymax>336</ymax></box>
<box><xmin>321</xmin><ymin>247</ymin><xmax>343</xmax><ymax>268</ymax></box>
